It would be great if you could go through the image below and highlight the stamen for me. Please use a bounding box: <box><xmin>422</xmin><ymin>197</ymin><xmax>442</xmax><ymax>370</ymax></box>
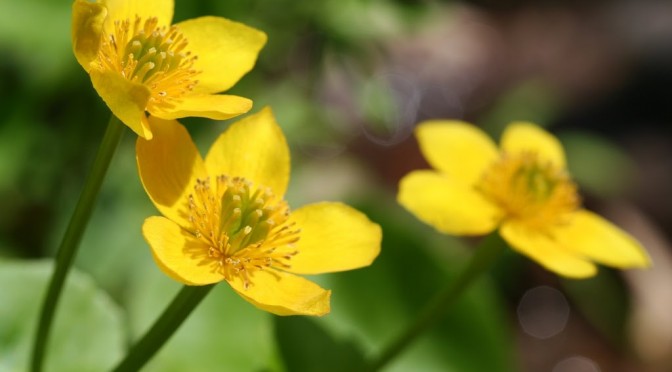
<box><xmin>477</xmin><ymin>152</ymin><xmax>579</xmax><ymax>230</ymax></box>
<box><xmin>186</xmin><ymin>175</ymin><xmax>301</xmax><ymax>288</ymax></box>
<box><xmin>93</xmin><ymin>16</ymin><xmax>200</xmax><ymax>112</ymax></box>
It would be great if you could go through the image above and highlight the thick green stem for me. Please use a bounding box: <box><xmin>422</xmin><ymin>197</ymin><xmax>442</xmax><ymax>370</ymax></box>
<box><xmin>366</xmin><ymin>233</ymin><xmax>506</xmax><ymax>372</ymax></box>
<box><xmin>31</xmin><ymin>115</ymin><xmax>125</xmax><ymax>372</ymax></box>
<box><xmin>112</xmin><ymin>284</ymin><xmax>216</xmax><ymax>372</ymax></box>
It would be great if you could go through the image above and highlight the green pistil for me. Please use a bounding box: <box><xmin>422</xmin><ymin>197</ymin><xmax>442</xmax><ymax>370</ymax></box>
<box><xmin>216</xmin><ymin>177</ymin><xmax>279</xmax><ymax>254</ymax></box>
<box><xmin>514</xmin><ymin>165</ymin><xmax>556</xmax><ymax>202</ymax></box>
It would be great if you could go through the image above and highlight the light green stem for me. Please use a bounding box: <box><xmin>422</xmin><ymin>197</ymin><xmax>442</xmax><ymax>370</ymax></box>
<box><xmin>31</xmin><ymin>115</ymin><xmax>125</xmax><ymax>372</ymax></box>
<box><xmin>112</xmin><ymin>284</ymin><xmax>216</xmax><ymax>372</ymax></box>
<box><xmin>366</xmin><ymin>233</ymin><xmax>506</xmax><ymax>371</ymax></box>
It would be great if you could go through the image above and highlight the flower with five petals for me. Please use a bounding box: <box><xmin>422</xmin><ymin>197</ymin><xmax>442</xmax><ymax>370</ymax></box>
<box><xmin>72</xmin><ymin>0</ymin><xmax>266</xmax><ymax>139</ymax></box>
<box><xmin>137</xmin><ymin>108</ymin><xmax>382</xmax><ymax>315</ymax></box>
<box><xmin>398</xmin><ymin>121</ymin><xmax>650</xmax><ymax>278</ymax></box>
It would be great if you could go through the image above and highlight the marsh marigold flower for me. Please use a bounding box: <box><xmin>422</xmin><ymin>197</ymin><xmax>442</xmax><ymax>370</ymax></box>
<box><xmin>72</xmin><ymin>0</ymin><xmax>266</xmax><ymax>139</ymax></box>
<box><xmin>398</xmin><ymin>121</ymin><xmax>650</xmax><ymax>278</ymax></box>
<box><xmin>137</xmin><ymin>108</ymin><xmax>382</xmax><ymax>315</ymax></box>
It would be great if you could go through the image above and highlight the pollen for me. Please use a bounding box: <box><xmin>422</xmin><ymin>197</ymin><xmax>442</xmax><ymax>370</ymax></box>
<box><xmin>476</xmin><ymin>152</ymin><xmax>580</xmax><ymax>230</ymax></box>
<box><xmin>187</xmin><ymin>175</ymin><xmax>300</xmax><ymax>289</ymax></box>
<box><xmin>93</xmin><ymin>16</ymin><xmax>200</xmax><ymax>112</ymax></box>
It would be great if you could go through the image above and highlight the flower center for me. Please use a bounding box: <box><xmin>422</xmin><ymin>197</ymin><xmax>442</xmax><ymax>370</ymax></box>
<box><xmin>476</xmin><ymin>152</ymin><xmax>580</xmax><ymax>229</ymax></box>
<box><xmin>187</xmin><ymin>175</ymin><xmax>300</xmax><ymax>289</ymax></box>
<box><xmin>93</xmin><ymin>17</ymin><xmax>200</xmax><ymax>112</ymax></box>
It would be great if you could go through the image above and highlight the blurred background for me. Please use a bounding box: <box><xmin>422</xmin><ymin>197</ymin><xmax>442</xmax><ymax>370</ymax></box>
<box><xmin>1</xmin><ymin>0</ymin><xmax>672</xmax><ymax>371</ymax></box>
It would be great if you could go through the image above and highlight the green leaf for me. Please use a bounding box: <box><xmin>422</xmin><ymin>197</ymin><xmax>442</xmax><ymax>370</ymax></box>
<box><xmin>0</xmin><ymin>259</ymin><xmax>125</xmax><ymax>372</ymax></box>
<box><xmin>559</xmin><ymin>131</ymin><xmax>635</xmax><ymax>198</ymax></box>
<box><xmin>562</xmin><ymin>269</ymin><xmax>630</xmax><ymax>347</ymax></box>
<box><xmin>124</xmin><ymin>267</ymin><xmax>278</xmax><ymax>372</ymax></box>
<box><xmin>306</xmin><ymin>197</ymin><xmax>516</xmax><ymax>371</ymax></box>
<box><xmin>481</xmin><ymin>80</ymin><xmax>560</xmax><ymax>137</ymax></box>
<box><xmin>0</xmin><ymin>0</ymin><xmax>73</xmax><ymax>89</ymax></box>
<box><xmin>275</xmin><ymin>316</ymin><xmax>366</xmax><ymax>372</ymax></box>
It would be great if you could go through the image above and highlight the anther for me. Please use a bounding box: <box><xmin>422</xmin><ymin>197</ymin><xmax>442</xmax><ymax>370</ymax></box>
<box><xmin>186</xmin><ymin>174</ymin><xmax>302</xmax><ymax>287</ymax></box>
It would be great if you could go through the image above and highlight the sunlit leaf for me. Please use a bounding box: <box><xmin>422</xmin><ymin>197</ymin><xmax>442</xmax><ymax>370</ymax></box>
<box><xmin>0</xmin><ymin>259</ymin><xmax>125</xmax><ymax>372</ymax></box>
<box><xmin>124</xmin><ymin>266</ymin><xmax>278</xmax><ymax>372</ymax></box>
<box><xmin>0</xmin><ymin>0</ymin><xmax>73</xmax><ymax>88</ymax></box>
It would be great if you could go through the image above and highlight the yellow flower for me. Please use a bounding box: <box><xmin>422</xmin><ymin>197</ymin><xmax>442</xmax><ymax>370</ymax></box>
<box><xmin>72</xmin><ymin>0</ymin><xmax>266</xmax><ymax>139</ymax></box>
<box><xmin>137</xmin><ymin>108</ymin><xmax>382</xmax><ymax>315</ymax></box>
<box><xmin>398</xmin><ymin>121</ymin><xmax>650</xmax><ymax>278</ymax></box>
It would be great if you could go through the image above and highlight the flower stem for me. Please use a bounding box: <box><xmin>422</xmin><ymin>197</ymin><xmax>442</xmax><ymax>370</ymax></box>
<box><xmin>30</xmin><ymin>115</ymin><xmax>125</xmax><ymax>372</ymax></box>
<box><xmin>112</xmin><ymin>284</ymin><xmax>216</xmax><ymax>372</ymax></box>
<box><xmin>366</xmin><ymin>232</ymin><xmax>506</xmax><ymax>371</ymax></box>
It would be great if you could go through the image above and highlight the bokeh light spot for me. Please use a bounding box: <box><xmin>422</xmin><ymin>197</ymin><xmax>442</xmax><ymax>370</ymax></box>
<box><xmin>552</xmin><ymin>355</ymin><xmax>601</xmax><ymax>372</ymax></box>
<box><xmin>517</xmin><ymin>285</ymin><xmax>570</xmax><ymax>339</ymax></box>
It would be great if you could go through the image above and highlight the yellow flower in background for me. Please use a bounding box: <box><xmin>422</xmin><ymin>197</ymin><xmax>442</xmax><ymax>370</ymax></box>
<box><xmin>137</xmin><ymin>108</ymin><xmax>382</xmax><ymax>316</ymax></box>
<box><xmin>72</xmin><ymin>0</ymin><xmax>266</xmax><ymax>139</ymax></box>
<box><xmin>398</xmin><ymin>121</ymin><xmax>650</xmax><ymax>278</ymax></box>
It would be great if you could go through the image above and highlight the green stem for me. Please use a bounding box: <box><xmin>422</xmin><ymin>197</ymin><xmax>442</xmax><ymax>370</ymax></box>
<box><xmin>366</xmin><ymin>233</ymin><xmax>506</xmax><ymax>372</ymax></box>
<box><xmin>31</xmin><ymin>115</ymin><xmax>125</xmax><ymax>372</ymax></box>
<box><xmin>112</xmin><ymin>284</ymin><xmax>216</xmax><ymax>372</ymax></box>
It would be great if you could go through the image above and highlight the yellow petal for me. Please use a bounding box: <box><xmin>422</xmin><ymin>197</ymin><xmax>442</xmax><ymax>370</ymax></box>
<box><xmin>397</xmin><ymin>170</ymin><xmax>502</xmax><ymax>235</ymax></box>
<box><xmin>101</xmin><ymin>0</ymin><xmax>174</xmax><ymax>34</ymax></box>
<box><xmin>227</xmin><ymin>270</ymin><xmax>331</xmax><ymax>316</ymax></box>
<box><xmin>175</xmin><ymin>16</ymin><xmax>267</xmax><ymax>94</ymax></box>
<box><xmin>500</xmin><ymin>222</ymin><xmax>597</xmax><ymax>278</ymax></box>
<box><xmin>204</xmin><ymin>107</ymin><xmax>290</xmax><ymax>198</ymax></box>
<box><xmin>555</xmin><ymin>210</ymin><xmax>651</xmax><ymax>269</ymax></box>
<box><xmin>137</xmin><ymin>117</ymin><xmax>207</xmax><ymax>228</ymax></box>
<box><xmin>501</xmin><ymin>122</ymin><xmax>566</xmax><ymax>168</ymax></box>
<box><xmin>90</xmin><ymin>69</ymin><xmax>152</xmax><ymax>139</ymax></box>
<box><xmin>72</xmin><ymin>0</ymin><xmax>107</xmax><ymax>72</ymax></box>
<box><xmin>150</xmin><ymin>94</ymin><xmax>252</xmax><ymax>121</ymax></box>
<box><xmin>286</xmin><ymin>202</ymin><xmax>382</xmax><ymax>275</ymax></box>
<box><xmin>143</xmin><ymin>216</ymin><xmax>223</xmax><ymax>285</ymax></box>
<box><xmin>415</xmin><ymin>120</ymin><xmax>499</xmax><ymax>185</ymax></box>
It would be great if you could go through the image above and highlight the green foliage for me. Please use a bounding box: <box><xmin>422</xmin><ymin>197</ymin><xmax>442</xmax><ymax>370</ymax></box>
<box><xmin>124</xmin><ymin>271</ymin><xmax>277</xmax><ymax>372</ymax></box>
<box><xmin>560</xmin><ymin>131</ymin><xmax>635</xmax><ymax>198</ymax></box>
<box><xmin>481</xmin><ymin>81</ymin><xmax>560</xmax><ymax>137</ymax></box>
<box><xmin>275</xmin><ymin>316</ymin><xmax>366</xmax><ymax>372</ymax></box>
<box><xmin>301</xmin><ymin>198</ymin><xmax>517</xmax><ymax>372</ymax></box>
<box><xmin>562</xmin><ymin>269</ymin><xmax>631</xmax><ymax>347</ymax></box>
<box><xmin>0</xmin><ymin>0</ymin><xmax>73</xmax><ymax>89</ymax></box>
<box><xmin>0</xmin><ymin>260</ymin><xmax>125</xmax><ymax>372</ymax></box>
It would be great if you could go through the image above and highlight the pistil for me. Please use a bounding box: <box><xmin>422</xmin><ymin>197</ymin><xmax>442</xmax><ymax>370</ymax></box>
<box><xmin>477</xmin><ymin>152</ymin><xmax>579</xmax><ymax>230</ymax></box>
<box><xmin>187</xmin><ymin>175</ymin><xmax>301</xmax><ymax>288</ymax></box>
<box><xmin>93</xmin><ymin>16</ymin><xmax>200</xmax><ymax>111</ymax></box>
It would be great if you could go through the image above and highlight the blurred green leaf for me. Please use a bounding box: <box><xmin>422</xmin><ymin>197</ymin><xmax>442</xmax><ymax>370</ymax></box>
<box><xmin>559</xmin><ymin>131</ymin><xmax>635</xmax><ymax>198</ymax></box>
<box><xmin>0</xmin><ymin>118</ymin><xmax>33</xmax><ymax>191</ymax></box>
<box><xmin>310</xmin><ymin>196</ymin><xmax>516</xmax><ymax>372</ymax></box>
<box><xmin>481</xmin><ymin>80</ymin><xmax>560</xmax><ymax>137</ymax></box>
<box><xmin>0</xmin><ymin>0</ymin><xmax>73</xmax><ymax>88</ymax></box>
<box><xmin>275</xmin><ymin>316</ymin><xmax>366</xmax><ymax>372</ymax></box>
<box><xmin>561</xmin><ymin>269</ymin><xmax>630</xmax><ymax>347</ymax></box>
<box><xmin>0</xmin><ymin>259</ymin><xmax>125</xmax><ymax>372</ymax></box>
<box><xmin>319</xmin><ymin>0</ymin><xmax>406</xmax><ymax>42</ymax></box>
<box><xmin>124</xmin><ymin>267</ymin><xmax>278</xmax><ymax>372</ymax></box>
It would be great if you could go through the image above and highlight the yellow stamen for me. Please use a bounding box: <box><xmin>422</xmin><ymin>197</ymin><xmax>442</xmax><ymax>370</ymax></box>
<box><xmin>476</xmin><ymin>152</ymin><xmax>580</xmax><ymax>230</ymax></box>
<box><xmin>187</xmin><ymin>176</ymin><xmax>300</xmax><ymax>289</ymax></box>
<box><xmin>92</xmin><ymin>16</ymin><xmax>200</xmax><ymax>112</ymax></box>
